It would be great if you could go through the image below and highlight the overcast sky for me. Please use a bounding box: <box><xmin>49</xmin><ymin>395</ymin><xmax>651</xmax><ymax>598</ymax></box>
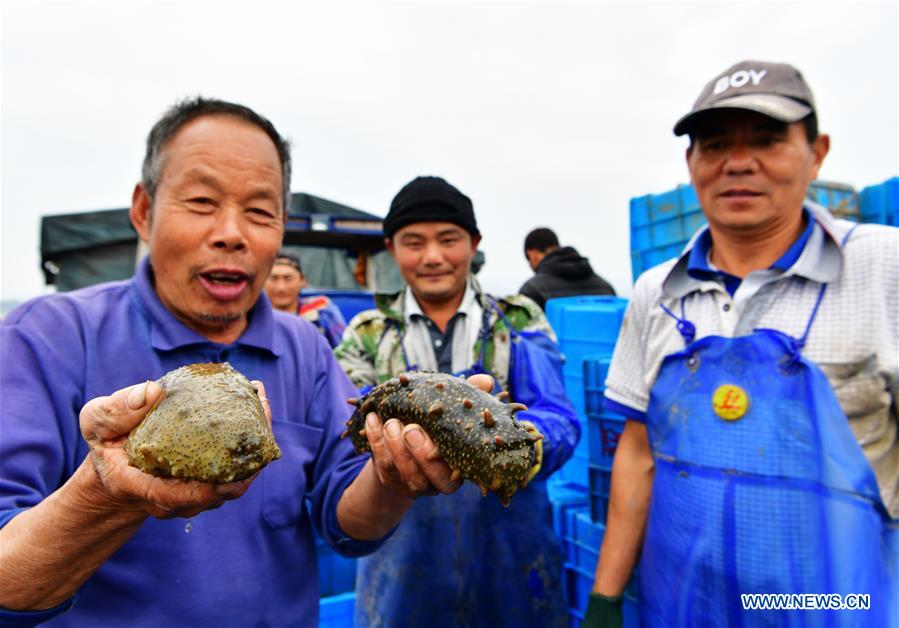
<box><xmin>2</xmin><ymin>0</ymin><xmax>897</xmax><ymax>304</ymax></box>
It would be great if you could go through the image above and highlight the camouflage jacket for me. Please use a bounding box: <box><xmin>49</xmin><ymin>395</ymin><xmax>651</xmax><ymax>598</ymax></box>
<box><xmin>334</xmin><ymin>277</ymin><xmax>555</xmax><ymax>392</ymax></box>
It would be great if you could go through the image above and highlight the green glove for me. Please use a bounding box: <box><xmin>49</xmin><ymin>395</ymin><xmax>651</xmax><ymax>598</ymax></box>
<box><xmin>582</xmin><ymin>592</ymin><xmax>623</xmax><ymax>628</ymax></box>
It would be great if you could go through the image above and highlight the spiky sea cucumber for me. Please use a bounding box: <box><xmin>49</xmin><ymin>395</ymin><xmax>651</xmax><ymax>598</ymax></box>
<box><xmin>342</xmin><ymin>371</ymin><xmax>541</xmax><ymax>505</ymax></box>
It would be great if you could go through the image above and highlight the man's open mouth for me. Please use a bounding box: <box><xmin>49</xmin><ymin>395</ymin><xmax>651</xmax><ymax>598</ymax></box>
<box><xmin>721</xmin><ymin>189</ymin><xmax>762</xmax><ymax>198</ymax></box>
<box><xmin>202</xmin><ymin>271</ymin><xmax>249</xmax><ymax>284</ymax></box>
<box><xmin>199</xmin><ymin>270</ymin><xmax>251</xmax><ymax>301</ymax></box>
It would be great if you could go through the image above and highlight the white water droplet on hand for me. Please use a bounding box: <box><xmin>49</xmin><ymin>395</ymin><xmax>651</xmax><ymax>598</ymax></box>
<box><xmin>184</xmin><ymin>520</ymin><xmax>193</xmax><ymax>534</ymax></box>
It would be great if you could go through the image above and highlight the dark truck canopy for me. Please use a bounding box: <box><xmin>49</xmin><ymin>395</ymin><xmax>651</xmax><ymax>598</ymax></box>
<box><xmin>40</xmin><ymin>208</ymin><xmax>138</xmax><ymax>292</ymax></box>
<box><xmin>40</xmin><ymin>191</ymin><xmax>485</xmax><ymax>295</ymax></box>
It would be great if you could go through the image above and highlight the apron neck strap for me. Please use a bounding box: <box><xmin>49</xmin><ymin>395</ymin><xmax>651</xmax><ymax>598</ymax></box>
<box><xmin>660</xmin><ymin>297</ymin><xmax>696</xmax><ymax>346</ymax></box>
<box><xmin>661</xmin><ymin>223</ymin><xmax>861</xmax><ymax>351</ymax></box>
<box><xmin>794</xmin><ymin>223</ymin><xmax>860</xmax><ymax>351</ymax></box>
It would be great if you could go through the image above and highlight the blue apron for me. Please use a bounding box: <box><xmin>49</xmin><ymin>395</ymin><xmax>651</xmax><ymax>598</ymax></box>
<box><xmin>355</xmin><ymin>302</ymin><xmax>568</xmax><ymax>627</ymax></box>
<box><xmin>639</xmin><ymin>247</ymin><xmax>898</xmax><ymax>626</ymax></box>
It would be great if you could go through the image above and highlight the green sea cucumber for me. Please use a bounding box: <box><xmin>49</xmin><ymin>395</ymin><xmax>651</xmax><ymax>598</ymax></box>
<box><xmin>125</xmin><ymin>362</ymin><xmax>281</xmax><ymax>483</ymax></box>
<box><xmin>342</xmin><ymin>371</ymin><xmax>540</xmax><ymax>505</ymax></box>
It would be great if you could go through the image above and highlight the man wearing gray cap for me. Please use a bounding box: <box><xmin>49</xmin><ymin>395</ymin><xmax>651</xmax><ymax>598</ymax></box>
<box><xmin>586</xmin><ymin>61</ymin><xmax>898</xmax><ymax>627</ymax></box>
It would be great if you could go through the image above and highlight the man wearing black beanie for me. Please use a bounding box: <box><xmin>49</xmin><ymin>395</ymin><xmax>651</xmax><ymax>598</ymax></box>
<box><xmin>335</xmin><ymin>176</ymin><xmax>580</xmax><ymax>627</ymax></box>
<box><xmin>382</xmin><ymin>176</ymin><xmax>480</xmax><ymax>239</ymax></box>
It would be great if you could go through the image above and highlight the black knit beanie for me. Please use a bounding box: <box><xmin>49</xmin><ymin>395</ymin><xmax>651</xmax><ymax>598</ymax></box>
<box><xmin>383</xmin><ymin>176</ymin><xmax>479</xmax><ymax>239</ymax></box>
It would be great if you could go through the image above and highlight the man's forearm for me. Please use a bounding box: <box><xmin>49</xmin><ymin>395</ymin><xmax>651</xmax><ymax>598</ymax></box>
<box><xmin>0</xmin><ymin>459</ymin><xmax>147</xmax><ymax>610</ymax></box>
<box><xmin>336</xmin><ymin>459</ymin><xmax>413</xmax><ymax>541</ymax></box>
<box><xmin>593</xmin><ymin>420</ymin><xmax>654</xmax><ymax>596</ymax></box>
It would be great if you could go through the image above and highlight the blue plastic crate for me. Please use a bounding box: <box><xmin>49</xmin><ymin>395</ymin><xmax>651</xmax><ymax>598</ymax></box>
<box><xmin>562</xmin><ymin>345</ymin><xmax>617</xmax><ymax>378</ymax></box>
<box><xmin>546</xmin><ymin>297</ymin><xmax>629</xmax><ymax>344</ymax></box>
<box><xmin>587</xmin><ymin>412</ymin><xmax>625</xmax><ymax>469</ymax></box>
<box><xmin>573</xmin><ymin>429</ymin><xmax>590</xmax><ymax>460</ymax></box>
<box><xmin>629</xmin><ymin>186</ymin><xmax>702</xmax><ymax>280</ymax></box>
<box><xmin>565</xmin><ymin>564</ymin><xmax>641</xmax><ymax>628</ymax></box>
<box><xmin>556</xmin><ymin>453</ymin><xmax>589</xmax><ymax>488</ymax></box>
<box><xmin>588</xmin><ymin>462</ymin><xmax>613</xmax><ymax>524</ymax></box>
<box><xmin>631</xmin><ymin>206</ymin><xmax>706</xmax><ymax>251</ymax></box>
<box><xmin>305</xmin><ymin>289</ymin><xmax>375</xmax><ymax>322</ymax></box>
<box><xmin>628</xmin><ymin>179</ymin><xmax>864</xmax><ymax>282</ymax></box>
<box><xmin>806</xmin><ymin>180</ymin><xmax>859</xmax><ymax>220</ymax></box>
<box><xmin>583</xmin><ymin>355</ymin><xmax>627</xmax><ymax>469</ymax></box>
<box><xmin>565</xmin><ymin>536</ymin><xmax>600</xmax><ymax>573</ymax></box>
<box><xmin>563</xmin><ymin>372</ymin><xmax>586</xmax><ymax>419</ymax></box>
<box><xmin>860</xmin><ymin>176</ymin><xmax>899</xmax><ymax>226</ymax></box>
<box><xmin>548</xmin><ymin>479</ymin><xmax>589</xmax><ymax>506</ymax></box>
<box><xmin>558</xmin><ymin>510</ymin><xmax>605</xmax><ymax>579</ymax></box>
<box><xmin>558</xmin><ymin>505</ymin><xmax>591</xmax><ymax>563</ymax></box>
<box><xmin>568</xmin><ymin>600</ymin><xmax>640</xmax><ymax>628</ymax></box>
<box><xmin>583</xmin><ymin>356</ymin><xmax>611</xmax><ymax>417</ymax></box>
<box><xmin>549</xmin><ymin>481</ymin><xmax>589</xmax><ymax>539</ymax></box>
<box><xmin>569</xmin><ymin>514</ymin><xmax>603</xmax><ymax>574</ymax></box>
<box><xmin>564</xmin><ymin>562</ymin><xmax>595</xmax><ymax>618</ymax></box>
<box><xmin>316</xmin><ymin>537</ymin><xmax>357</xmax><ymax>597</ymax></box>
<box><xmin>319</xmin><ymin>591</ymin><xmax>355</xmax><ymax>628</ymax></box>
<box><xmin>563</xmin><ymin>521</ymin><xmax>640</xmax><ymax>627</ymax></box>
<box><xmin>546</xmin><ymin>296</ymin><xmax>628</xmax><ymax>380</ymax></box>
<box><xmin>629</xmin><ymin>185</ymin><xmax>699</xmax><ymax>228</ymax></box>
<box><xmin>565</xmin><ymin>565</ymin><xmax>641</xmax><ymax>628</ymax></box>
<box><xmin>630</xmin><ymin>241</ymin><xmax>686</xmax><ymax>280</ymax></box>
<box><xmin>559</xmin><ymin>373</ymin><xmax>587</xmax><ymax>488</ymax></box>
<box><xmin>568</xmin><ymin>610</ymin><xmax>583</xmax><ymax>628</ymax></box>
<box><xmin>574</xmin><ymin>510</ymin><xmax>604</xmax><ymax>550</ymax></box>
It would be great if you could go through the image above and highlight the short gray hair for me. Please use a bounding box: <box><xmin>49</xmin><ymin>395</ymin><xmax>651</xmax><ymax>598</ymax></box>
<box><xmin>141</xmin><ymin>97</ymin><xmax>292</xmax><ymax>212</ymax></box>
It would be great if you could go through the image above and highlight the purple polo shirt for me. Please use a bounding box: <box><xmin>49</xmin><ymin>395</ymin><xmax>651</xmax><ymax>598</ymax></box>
<box><xmin>0</xmin><ymin>257</ymin><xmax>383</xmax><ymax>627</ymax></box>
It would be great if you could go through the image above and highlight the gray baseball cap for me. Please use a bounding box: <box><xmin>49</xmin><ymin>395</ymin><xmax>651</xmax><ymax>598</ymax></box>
<box><xmin>673</xmin><ymin>60</ymin><xmax>816</xmax><ymax>136</ymax></box>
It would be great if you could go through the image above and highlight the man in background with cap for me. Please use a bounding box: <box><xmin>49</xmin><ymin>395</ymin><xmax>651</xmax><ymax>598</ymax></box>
<box><xmin>586</xmin><ymin>61</ymin><xmax>897</xmax><ymax>627</ymax></box>
<box><xmin>265</xmin><ymin>251</ymin><xmax>347</xmax><ymax>347</ymax></box>
<box><xmin>335</xmin><ymin>176</ymin><xmax>581</xmax><ymax>627</ymax></box>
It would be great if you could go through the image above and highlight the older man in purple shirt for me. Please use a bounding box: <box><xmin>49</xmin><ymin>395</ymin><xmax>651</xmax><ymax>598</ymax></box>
<box><xmin>0</xmin><ymin>98</ymin><xmax>473</xmax><ymax>627</ymax></box>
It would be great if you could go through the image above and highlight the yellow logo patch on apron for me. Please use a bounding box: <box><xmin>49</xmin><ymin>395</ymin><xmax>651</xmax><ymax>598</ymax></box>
<box><xmin>712</xmin><ymin>384</ymin><xmax>749</xmax><ymax>421</ymax></box>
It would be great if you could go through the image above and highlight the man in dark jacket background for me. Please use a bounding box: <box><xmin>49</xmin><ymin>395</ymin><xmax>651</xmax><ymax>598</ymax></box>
<box><xmin>519</xmin><ymin>227</ymin><xmax>616</xmax><ymax>309</ymax></box>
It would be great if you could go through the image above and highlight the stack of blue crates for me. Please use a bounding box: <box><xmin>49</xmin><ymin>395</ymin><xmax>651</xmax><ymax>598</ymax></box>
<box><xmin>316</xmin><ymin>532</ymin><xmax>357</xmax><ymax>626</ymax></box>
<box><xmin>583</xmin><ymin>357</ymin><xmax>625</xmax><ymax>524</ymax></box>
<box><xmin>561</xmin><ymin>509</ymin><xmax>640</xmax><ymax>628</ymax></box>
<box><xmin>859</xmin><ymin>176</ymin><xmax>899</xmax><ymax>226</ymax></box>
<box><xmin>316</xmin><ymin>536</ymin><xmax>357</xmax><ymax>597</ymax></box>
<box><xmin>545</xmin><ymin>295</ymin><xmax>635</xmax><ymax>626</ymax></box>
<box><xmin>628</xmin><ymin>179</ymin><xmax>890</xmax><ymax>281</ymax></box>
<box><xmin>319</xmin><ymin>592</ymin><xmax>355</xmax><ymax>628</ymax></box>
<box><xmin>806</xmin><ymin>180</ymin><xmax>859</xmax><ymax>220</ymax></box>
<box><xmin>629</xmin><ymin>184</ymin><xmax>705</xmax><ymax>282</ymax></box>
<box><xmin>561</xmin><ymin>352</ymin><xmax>638</xmax><ymax>627</ymax></box>
<box><xmin>545</xmin><ymin>296</ymin><xmax>628</xmax><ymax>487</ymax></box>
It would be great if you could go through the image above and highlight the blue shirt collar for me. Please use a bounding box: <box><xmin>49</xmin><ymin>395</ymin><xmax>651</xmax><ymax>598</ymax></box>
<box><xmin>664</xmin><ymin>202</ymin><xmax>845</xmax><ymax>299</ymax></box>
<box><xmin>132</xmin><ymin>256</ymin><xmax>280</xmax><ymax>355</ymax></box>
<box><xmin>684</xmin><ymin>208</ymin><xmax>816</xmax><ymax>296</ymax></box>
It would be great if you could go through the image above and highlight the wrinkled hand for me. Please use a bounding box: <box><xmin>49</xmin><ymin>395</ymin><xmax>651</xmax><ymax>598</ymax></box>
<box><xmin>365</xmin><ymin>373</ymin><xmax>495</xmax><ymax>499</ymax></box>
<box><xmin>79</xmin><ymin>379</ymin><xmax>272</xmax><ymax>519</ymax></box>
